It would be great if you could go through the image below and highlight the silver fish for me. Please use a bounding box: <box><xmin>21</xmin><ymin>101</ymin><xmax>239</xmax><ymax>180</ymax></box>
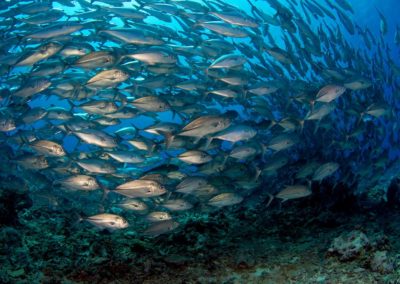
<box><xmin>176</xmin><ymin>177</ymin><xmax>208</xmax><ymax>194</ymax></box>
<box><xmin>115</xmin><ymin>180</ymin><xmax>167</xmax><ymax>198</ymax></box>
<box><xmin>15</xmin><ymin>42</ymin><xmax>62</xmax><ymax>66</ymax></box>
<box><xmin>25</xmin><ymin>23</ymin><xmax>84</xmax><ymax>39</ymax></box>
<box><xmin>73</xmin><ymin>129</ymin><xmax>118</xmax><ymax>148</ymax></box>
<box><xmin>208</xmin><ymin>193</ymin><xmax>243</xmax><ymax>207</ymax></box>
<box><xmin>198</xmin><ymin>21</ymin><xmax>249</xmax><ymax>38</ymax></box>
<box><xmin>86</xmin><ymin>69</ymin><xmax>129</xmax><ymax>89</ymax></box>
<box><xmin>312</xmin><ymin>162</ymin><xmax>340</xmax><ymax>181</ymax></box>
<box><xmin>100</xmin><ymin>29</ymin><xmax>165</xmax><ymax>45</ymax></box>
<box><xmin>143</xmin><ymin>220</ymin><xmax>179</xmax><ymax>236</ymax></box>
<box><xmin>161</xmin><ymin>199</ymin><xmax>193</xmax><ymax>211</ymax></box>
<box><xmin>179</xmin><ymin>115</ymin><xmax>232</xmax><ymax>138</ymax></box>
<box><xmin>267</xmin><ymin>134</ymin><xmax>298</xmax><ymax>152</ymax></box>
<box><xmin>132</xmin><ymin>96</ymin><xmax>170</xmax><ymax>112</ymax></box>
<box><xmin>210</xmin><ymin>11</ymin><xmax>259</xmax><ymax>28</ymax></box>
<box><xmin>31</xmin><ymin>140</ymin><xmax>66</xmax><ymax>157</ymax></box>
<box><xmin>84</xmin><ymin>213</ymin><xmax>128</xmax><ymax>231</ymax></box>
<box><xmin>14</xmin><ymin>155</ymin><xmax>49</xmax><ymax>170</ymax></box>
<box><xmin>55</xmin><ymin>175</ymin><xmax>99</xmax><ymax>191</ymax></box>
<box><xmin>126</xmin><ymin>49</ymin><xmax>177</xmax><ymax>65</ymax></box>
<box><xmin>0</xmin><ymin>115</ymin><xmax>16</xmax><ymax>132</ymax></box>
<box><xmin>117</xmin><ymin>199</ymin><xmax>148</xmax><ymax>212</ymax></box>
<box><xmin>211</xmin><ymin>125</ymin><xmax>257</xmax><ymax>143</ymax></box>
<box><xmin>177</xmin><ymin>150</ymin><xmax>212</xmax><ymax>164</ymax></box>
<box><xmin>145</xmin><ymin>211</ymin><xmax>172</xmax><ymax>222</ymax></box>
<box><xmin>316</xmin><ymin>85</ymin><xmax>346</xmax><ymax>103</ymax></box>
<box><xmin>208</xmin><ymin>54</ymin><xmax>247</xmax><ymax>69</ymax></box>
<box><xmin>106</xmin><ymin>151</ymin><xmax>145</xmax><ymax>163</ymax></box>
<box><xmin>77</xmin><ymin>159</ymin><xmax>116</xmax><ymax>174</ymax></box>
<box><xmin>276</xmin><ymin>185</ymin><xmax>312</xmax><ymax>202</ymax></box>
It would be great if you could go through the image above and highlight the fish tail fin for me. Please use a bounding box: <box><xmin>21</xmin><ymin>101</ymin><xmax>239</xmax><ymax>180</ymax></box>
<box><xmin>100</xmin><ymin>184</ymin><xmax>111</xmax><ymax>202</ymax></box>
<box><xmin>202</xmin><ymin>91</ymin><xmax>210</xmax><ymax>100</ymax></box>
<box><xmin>204</xmin><ymin>66</ymin><xmax>209</xmax><ymax>77</ymax></box>
<box><xmin>176</xmin><ymin>109</ymin><xmax>186</xmax><ymax>123</ymax></box>
<box><xmin>268</xmin><ymin>120</ymin><xmax>277</xmax><ymax>130</ymax></box>
<box><xmin>313</xmin><ymin>120</ymin><xmax>321</xmax><ymax>134</ymax></box>
<box><xmin>5</xmin><ymin>64</ymin><xmax>13</xmax><ymax>78</ymax></box>
<box><xmin>52</xmin><ymin>179</ymin><xmax>61</xmax><ymax>189</ymax></box>
<box><xmin>299</xmin><ymin>119</ymin><xmax>305</xmax><ymax>133</ymax></box>
<box><xmin>252</xmin><ymin>165</ymin><xmax>262</xmax><ymax>182</ymax></box>
<box><xmin>14</xmin><ymin>34</ymin><xmax>26</xmax><ymax>48</ymax></box>
<box><xmin>158</xmin><ymin>131</ymin><xmax>174</xmax><ymax>149</ymax></box>
<box><xmin>259</xmin><ymin>142</ymin><xmax>267</xmax><ymax>162</ymax></box>
<box><xmin>136</xmin><ymin>0</ymin><xmax>146</xmax><ymax>10</ymax></box>
<box><xmin>59</xmin><ymin>57</ymin><xmax>73</xmax><ymax>70</ymax></box>
<box><xmin>221</xmin><ymin>152</ymin><xmax>229</xmax><ymax>167</ymax></box>
<box><xmin>265</xmin><ymin>193</ymin><xmax>274</xmax><ymax>209</ymax></box>
<box><xmin>147</xmin><ymin>144</ymin><xmax>156</xmax><ymax>156</ymax></box>
<box><xmin>242</xmin><ymin>89</ymin><xmax>248</xmax><ymax>100</ymax></box>
<box><xmin>357</xmin><ymin>113</ymin><xmax>364</xmax><ymax>125</ymax></box>
<box><xmin>72</xmin><ymin>212</ymin><xmax>84</xmax><ymax>228</ymax></box>
<box><xmin>165</xmin><ymin>191</ymin><xmax>172</xmax><ymax>201</ymax></box>
<box><xmin>163</xmin><ymin>151</ymin><xmax>174</xmax><ymax>166</ymax></box>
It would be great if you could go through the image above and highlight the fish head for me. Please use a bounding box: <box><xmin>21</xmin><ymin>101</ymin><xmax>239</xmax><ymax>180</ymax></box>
<box><xmin>52</xmin><ymin>144</ymin><xmax>65</xmax><ymax>156</ymax></box>
<box><xmin>113</xmin><ymin>69</ymin><xmax>129</xmax><ymax>81</ymax></box>
<box><xmin>37</xmin><ymin>156</ymin><xmax>49</xmax><ymax>168</ymax></box>
<box><xmin>123</xmin><ymin>200</ymin><xmax>147</xmax><ymax>211</ymax></box>
<box><xmin>101</xmin><ymin>55</ymin><xmax>115</xmax><ymax>65</ymax></box>
<box><xmin>158</xmin><ymin>212</ymin><xmax>170</xmax><ymax>220</ymax></box>
<box><xmin>200</xmin><ymin>152</ymin><xmax>212</xmax><ymax>163</ymax></box>
<box><xmin>158</xmin><ymin>102</ymin><xmax>170</xmax><ymax>111</ymax></box>
<box><xmin>41</xmin><ymin>42</ymin><xmax>63</xmax><ymax>55</ymax></box>
<box><xmin>336</xmin><ymin>85</ymin><xmax>347</xmax><ymax>95</ymax></box>
<box><xmin>85</xmin><ymin>176</ymin><xmax>98</xmax><ymax>188</ymax></box>
<box><xmin>212</xmin><ymin>117</ymin><xmax>231</xmax><ymax>131</ymax></box>
<box><xmin>111</xmin><ymin>216</ymin><xmax>129</xmax><ymax>229</ymax></box>
<box><xmin>35</xmin><ymin>78</ymin><xmax>52</xmax><ymax>90</ymax></box>
<box><xmin>152</xmin><ymin>182</ymin><xmax>167</xmax><ymax>195</ymax></box>
<box><xmin>0</xmin><ymin>117</ymin><xmax>16</xmax><ymax>132</ymax></box>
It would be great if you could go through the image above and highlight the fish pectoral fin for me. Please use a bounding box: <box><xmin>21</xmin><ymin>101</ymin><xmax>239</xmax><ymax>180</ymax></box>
<box><xmin>190</xmin><ymin>137</ymin><xmax>199</xmax><ymax>144</ymax></box>
<box><xmin>203</xmin><ymin>136</ymin><xmax>213</xmax><ymax>150</ymax></box>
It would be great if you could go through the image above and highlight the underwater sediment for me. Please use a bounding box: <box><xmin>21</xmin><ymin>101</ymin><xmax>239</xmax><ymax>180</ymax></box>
<box><xmin>1</xmin><ymin>179</ymin><xmax>400</xmax><ymax>283</ymax></box>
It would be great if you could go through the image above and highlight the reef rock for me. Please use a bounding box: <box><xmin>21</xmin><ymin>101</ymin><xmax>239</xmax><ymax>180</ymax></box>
<box><xmin>327</xmin><ymin>230</ymin><xmax>370</xmax><ymax>261</ymax></box>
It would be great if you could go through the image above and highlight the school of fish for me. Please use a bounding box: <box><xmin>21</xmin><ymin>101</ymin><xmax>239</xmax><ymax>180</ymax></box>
<box><xmin>0</xmin><ymin>0</ymin><xmax>399</xmax><ymax>236</ymax></box>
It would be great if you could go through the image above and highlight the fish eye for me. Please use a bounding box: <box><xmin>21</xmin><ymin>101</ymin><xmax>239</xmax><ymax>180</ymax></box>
<box><xmin>110</xmin><ymin>222</ymin><xmax>115</xmax><ymax>225</ymax></box>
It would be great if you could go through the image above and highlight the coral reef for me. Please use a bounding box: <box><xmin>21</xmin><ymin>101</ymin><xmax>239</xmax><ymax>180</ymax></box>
<box><xmin>1</xmin><ymin>182</ymin><xmax>400</xmax><ymax>283</ymax></box>
<box><xmin>369</xmin><ymin>251</ymin><xmax>394</xmax><ymax>274</ymax></box>
<box><xmin>328</xmin><ymin>230</ymin><xmax>370</xmax><ymax>261</ymax></box>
